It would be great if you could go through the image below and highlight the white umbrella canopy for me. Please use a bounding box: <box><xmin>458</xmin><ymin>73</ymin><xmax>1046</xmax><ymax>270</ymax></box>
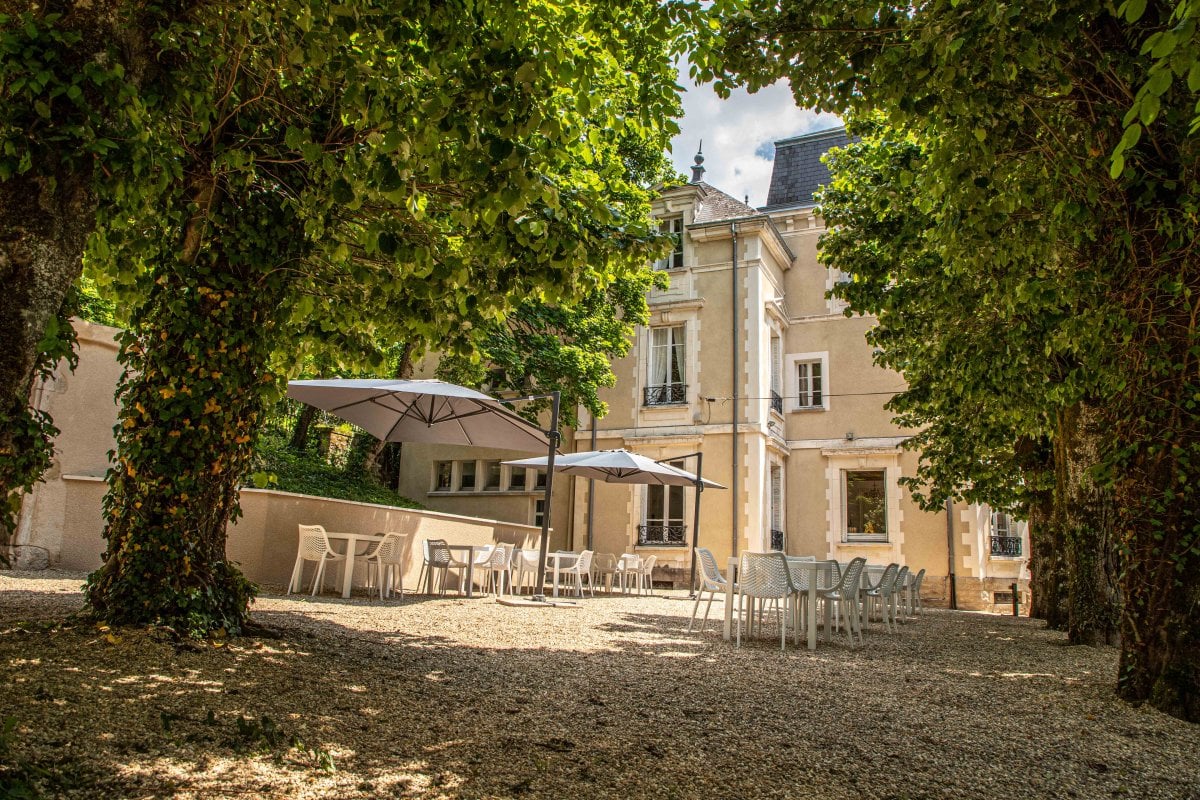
<box><xmin>503</xmin><ymin>449</ymin><xmax>725</xmax><ymax>488</ymax></box>
<box><xmin>286</xmin><ymin>379</ymin><xmax>551</xmax><ymax>454</ymax></box>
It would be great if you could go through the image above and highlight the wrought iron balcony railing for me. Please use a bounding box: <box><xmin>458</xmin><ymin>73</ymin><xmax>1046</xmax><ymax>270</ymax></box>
<box><xmin>643</xmin><ymin>383</ymin><xmax>687</xmax><ymax>406</ymax></box>
<box><xmin>638</xmin><ymin>524</ymin><xmax>687</xmax><ymax>546</ymax></box>
<box><xmin>769</xmin><ymin>529</ymin><xmax>785</xmax><ymax>551</ymax></box>
<box><xmin>770</xmin><ymin>390</ymin><xmax>783</xmax><ymax>414</ymax></box>
<box><xmin>990</xmin><ymin>536</ymin><xmax>1022</xmax><ymax>557</ymax></box>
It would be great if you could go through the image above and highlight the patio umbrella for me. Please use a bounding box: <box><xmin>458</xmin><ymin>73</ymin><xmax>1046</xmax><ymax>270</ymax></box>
<box><xmin>288</xmin><ymin>379</ymin><xmax>562</xmax><ymax>595</ymax></box>
<box><xmin>503</xmin><ymin>449</ymin><xmax>725</xmax><ymax>592</ymax></box>
<box><xmin>286</xmin><ymin>379</ymin><xmax>551</xmax><ymax>453</ymax></box>
<box><xmin>504</xmin><ymin>449</ymin><xmax>723</xmax><ymax>488</ymax></box>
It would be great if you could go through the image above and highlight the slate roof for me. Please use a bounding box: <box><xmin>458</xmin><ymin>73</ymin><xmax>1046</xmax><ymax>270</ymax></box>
<box><xmin>690</xmin><ymin>181</ymin><xmax>758</xmax><ymax>223</ymax></box>
<box><xmin>763</xmin><ymin>127</ymin><xmax>850</xmax><ymax>209</ymax></box>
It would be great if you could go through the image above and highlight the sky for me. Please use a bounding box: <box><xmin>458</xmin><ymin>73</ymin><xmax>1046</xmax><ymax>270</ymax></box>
<box><xmin>668</xmin><ymin>74</ymin><xmax>842</xmax><ymax>208</ymax></box>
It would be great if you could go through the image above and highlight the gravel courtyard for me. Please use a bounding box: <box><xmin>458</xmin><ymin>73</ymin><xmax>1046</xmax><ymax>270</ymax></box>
<box><xmin>1</xmin><ymin>570</ymin><xmax>1197</xmax><ymax>799</ymax></box>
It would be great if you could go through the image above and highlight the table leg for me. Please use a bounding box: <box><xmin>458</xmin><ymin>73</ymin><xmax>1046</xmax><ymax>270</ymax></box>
<box><xmin>340</xmin><ymin>538</ymin><xmax>357</xmax><ymax>599</ymax></box>
<box><xmin>808</xmin><ymin>581</ymin><xmax>818</xmax><ymax>651</ymax></box>
<box><xmin>552</xmin><ymin>561</ymin><xmax>560</xmax><ymax>598</ymax></box>
<box><xmin>466</xmin><ymin>553</ymin><xmax>475</xmax><ymax>599</ymax></box>
<box><xmin>723</xmin><ymin>557</ymin><xmax>736</xmax><ymax>641</ymax></box>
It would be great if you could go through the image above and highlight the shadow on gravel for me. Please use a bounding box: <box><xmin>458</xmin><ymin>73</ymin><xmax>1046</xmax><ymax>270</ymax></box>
<box><xmin>1</xmin><ymin>580</ymin><xmax>1198</xmax><ymax>800</ymax></box>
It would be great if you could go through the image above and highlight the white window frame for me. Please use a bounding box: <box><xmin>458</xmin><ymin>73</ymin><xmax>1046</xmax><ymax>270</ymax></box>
<box><xmin>645</xmin><ymin>324</ymin><xmax>687</xmax><ymax>406</ymax></box>
<box><xmin>458</xmin><ymin>459</ymin><xmax>477</xmax><ymax>491</ymax></box>
<box><xmin>787</xmin><ymin>351</ymin><xmax>829</xmax><ymax>411</ymax></box>
<box><xmin>482</xmin><ymin>460</ymin><xmax>502</xmax><ymax>491</ymax></box>
<box><xmin>433</xmin><ymin>460</ymin><xmax>454</xmax><ymax>492</ymax></box>
<box><xmin>769</xmin><ymin>465</ymin><xmax>784</xmax><ymax>551</ymax></box>
<box><xmin>641</xmin><ymin>460</ymin><xmax>687</xmax><ymax>546</ymax></box>
<box><xmin>842</xmin><ymin>468</ymin><xmax>888</xmax><ymax>543</ymax></box>
<box><xmin>654</xmin><ymin>216</ymin><xmax>684</xmax><ymax>271</ymax></box>
<box><xmin>505</xmin><ymin>465</ymin><xmax>528</xmax><ymax>492</ymax></box>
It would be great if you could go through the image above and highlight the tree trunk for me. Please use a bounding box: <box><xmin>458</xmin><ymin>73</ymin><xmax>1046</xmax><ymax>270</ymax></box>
<box><xmin>1027</xmin><ymin>485</ymin><xmax>1068</xmax><ymax>630</ymax></box>
<box><xmin>0</xmin><ymin>167</ymin><xmax>95</xmax><ymax>541</ymax></box>
<box><xmin>1015</xmin><ymin>435</ymin><xmax>1069</xmax><ymax>629</ymax></box>
<box><xmin>0</xmin><ymin>3</ymin><xmax>188</xmax><ymax>540</ymax></box>
<box><xmin>364</xmin><ymin>342</ymin><xmax>416</xmax><ymax>487</ymax></box>
<box><xmin>289</xmin><ymin>404</ymin><xmax>318</xmax><ymax>451</ymax></box>
<box><xmin>86</xmin><ymin>179</ymin><xmax>299</xmax><ymax>635</ymax></box>
<box><xmin>1111</xmin><ymin>242</ymin><xmax>1200</xmax><ymax>721</ymax></box>
<box><xmin>1054</xmin><ymin>404</ymin><xmax>1119</xmax><ymax>647</ymax></box>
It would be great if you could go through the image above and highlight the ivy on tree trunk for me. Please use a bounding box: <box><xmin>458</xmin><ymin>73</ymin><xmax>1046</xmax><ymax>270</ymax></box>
<box><xmin>86</xmin><ymin>188</ymin><xmax>299</xmax><ymax>635</ymax></box>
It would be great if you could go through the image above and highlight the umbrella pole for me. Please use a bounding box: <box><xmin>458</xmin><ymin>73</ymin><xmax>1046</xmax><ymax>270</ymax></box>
<box><xmin>533</xmin><ymin>391</ymin><xmax>561</xmax><ymax>599</ymax></box>
<box><xmin>688</xmin><ymin>452</ymin><xmax>704</xmax><ymax>598</ymax></box>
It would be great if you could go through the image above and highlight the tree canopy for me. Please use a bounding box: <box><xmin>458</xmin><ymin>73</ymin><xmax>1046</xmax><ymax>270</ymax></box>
<box><xmin>80</xmin><ymin>0</ymin><xmax>686</xmax><ymax>636</ymax></box>
<box><xmin>701</xmin><ymin>0</ymin><xmax>1200</xmax><ymax>719</ymax></box>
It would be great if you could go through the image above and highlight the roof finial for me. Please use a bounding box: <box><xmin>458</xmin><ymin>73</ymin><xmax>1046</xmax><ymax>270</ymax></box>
<box><xmin>690</xmin><ymin>141</ymin><xmax>706</xmax><ymax>183</ymax></box>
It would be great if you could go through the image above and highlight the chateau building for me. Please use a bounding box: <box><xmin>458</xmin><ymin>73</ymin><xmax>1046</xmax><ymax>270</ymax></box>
<box><xmin>399</xmin><ymin>128</ymin><xmax>1030</xmax><ymax>610</ymax></box>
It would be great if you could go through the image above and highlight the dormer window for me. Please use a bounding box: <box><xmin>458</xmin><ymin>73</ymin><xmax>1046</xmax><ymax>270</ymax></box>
<box><xmin>654</xmin><ymin>217</ymin><xmax>684</xmax><ymax>270</ymax></box>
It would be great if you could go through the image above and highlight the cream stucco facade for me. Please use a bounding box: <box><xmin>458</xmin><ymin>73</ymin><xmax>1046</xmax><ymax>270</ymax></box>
<box><xmin>402</xmin><ymin>129</ymin><xmax>1031</xmax><ymax>611</ymax></box>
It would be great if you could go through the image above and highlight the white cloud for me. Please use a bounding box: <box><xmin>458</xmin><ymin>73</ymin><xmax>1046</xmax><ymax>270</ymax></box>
<box><xmin>669</xmin><ymin>76</ymin><xmax>841</xmax><ymax>208</ymax></box>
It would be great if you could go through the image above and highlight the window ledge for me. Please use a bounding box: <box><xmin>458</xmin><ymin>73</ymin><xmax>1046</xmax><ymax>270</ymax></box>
<box><xmin>839</xmin><ymin>540</ymin><xmax>891</xmax><ymax>547</ymax></box>
<box><xmin>791</xmin><ymin>406</ymin><xmax>827</xmax><ymax>413</ymax></box>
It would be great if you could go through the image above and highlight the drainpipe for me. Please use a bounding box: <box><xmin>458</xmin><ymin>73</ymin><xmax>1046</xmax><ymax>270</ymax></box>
<box><xmin>730</xmin><ymin>222</ymin><xmax>739</xmax><ymax>557</ymax></box>
<box><xmin>586</xmin><ymin>415</ymin><xmax>596</xmax><ymax>550</ymax></box>
<box><xmin>945</xmin><ymin>498</ymin><xmax>958</xmax><ymax>609</ymax></box>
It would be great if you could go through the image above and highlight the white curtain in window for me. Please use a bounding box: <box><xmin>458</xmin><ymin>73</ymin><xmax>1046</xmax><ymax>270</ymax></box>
<box><xmin>770</xmin><ymin>467</ymin><xmax>782</xmax><ymax>530</ymax></box>
<box><xmin>649</xmin><ymin>326</ymin><xmax>685</xmax><ymax>386</ymax></box>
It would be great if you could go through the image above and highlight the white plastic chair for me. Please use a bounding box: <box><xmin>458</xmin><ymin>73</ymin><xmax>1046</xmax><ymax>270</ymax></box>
<box><xmin>688</xmin><ymin>547</ymin><xmax>731</xmax><ymax>634</ymax></box>
<box><xmin>469</xmin><ymin>545</ymin><xmax>496</xmax><ymax>593</ymax></box>
<box><xmin>559</xmin><ymin>549</ymin><xmax>595</xmax><ymax>597</ymax></box>
<box><xmin>637</xmin><ymin>554</ymin><xmax>658</xmax><ymax>595</ymax></box>
<box><xmin>591</xmin><ymin>553</ymin><xmax>618</xmax><ymax>593</ymax></box>
<box><xmin>615</xmin><ymin>553</ymin><xmax>641</xmax><ymax>594</ymax></box>
<box><xmin>364</xmin><ymin>532</ymin><xmax>408</xmax><ymax>600</ymax></box>
<box><xmin>423</xmin><ymin>538</ymin><xmax>470</xmax><ymax>595</ymax></box>
<box><xmin>480</xmin><ymin>544</ymin><xmax>512</xmax><ymax>596</ymax></box>
<box><xmin>736</xmin><ymin>551</ymin><xmax>793</xmax><ymax>650</ymax></box>
<box><xmin>509</xmin><ymin>548</ymin><xmax>540</xmax><ymax>594</ymax></box>
<box><xmin>907</xmin><ymin>568</ymin><xmax>927</xmax><ymax>617</ymax></box>
<box><xmin>818</xmin><ymin>556</ymin><xmax>867</xmax><ymax>646</ymax></box>
<box><xmin>288</xmin><ymin>524</ymin><xmax>347</xmax><ymax>597</ymax></box>
<box><xmin>891</xmin><ymin>565</ymin><xmax>910</xmax><ymax>623</ymax></box>
<box><xmin>863</xmin><ymin>562</ymin><xmax>900</xmax><ymax>632</ymax></box>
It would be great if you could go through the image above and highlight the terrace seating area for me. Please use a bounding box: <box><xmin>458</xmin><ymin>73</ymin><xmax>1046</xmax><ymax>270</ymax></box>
<box><xmin>288</xmin><ymin>527</ymin><xmax>931</xmax><ymax>653</ymax></box>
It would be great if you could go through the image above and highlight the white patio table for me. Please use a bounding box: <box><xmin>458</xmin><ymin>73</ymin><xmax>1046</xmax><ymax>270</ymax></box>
<box><xmin>325</xmin><ymin>532</ymin><xmax>385</xmax><ymax>599</ymax></box>
<box><xmin>422</xmin><ymin>543</ymin><xmax>487</xmax><ymax>598</ymax></box>
<box><xmin>721</xmin><ymin>556</ymin><xmax>836</xmax><ymax>651</ymax></box>
<box><xmin>544</xmin><ymin>551</ymin><xmax>579</xmax><ymax>598</ymax></box>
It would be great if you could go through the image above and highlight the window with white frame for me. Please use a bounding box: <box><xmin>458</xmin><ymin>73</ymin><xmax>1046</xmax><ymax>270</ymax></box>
<box><xmin>645</xmin><ymin>325</ymin><xmax>687</xmax><ymax>406</ymax></box>
<box><xmin>641</xmin><ymin>462</ymin><xmax>687</xmax><ymax>545</ymax></box>
<box><xmin>990</xmin><ymin>510</ymin><xmax>1022</xmax><ymax>557</ymax></box>
<box><xmin>654</xmin><ymin>216</ymin><xmax>684</xmax><ymax>270</ymax></box>
<box><xmin>508</xmin><ymin>466</ymin><xmax>527</xmax><ymax>491</ymax></box>
<box><xmin>482</xmin><ymin>460</ymin><xmax>501</xmax><ymax>491</ymax></box>
<box><xmin>796</xmin><ymin>359</ymin><xmax>824</xmax><ymax>409</ymax></box>
<box><xmin>459</xmin><ymin>460</ymin><xmax>476</xmax><ymax>490</ymax></box>
<box><xmin>844</xmin><ymin>469</ymin><xmax>887</xmax><ymax>541</ymax></box>
<box><xmin>769</xmin><ymin>335</ymin><xmax>783</xmax><ymax>414</ymax></box>
<box><xmin>434</xmin><ymin>461</ymin><xmax>453</xmax><ymax>491</ymax></box>
<box><xmin>769</xmin><ymin>466</ymin><xmax>784</xmax><ymax>551</ymax></box>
